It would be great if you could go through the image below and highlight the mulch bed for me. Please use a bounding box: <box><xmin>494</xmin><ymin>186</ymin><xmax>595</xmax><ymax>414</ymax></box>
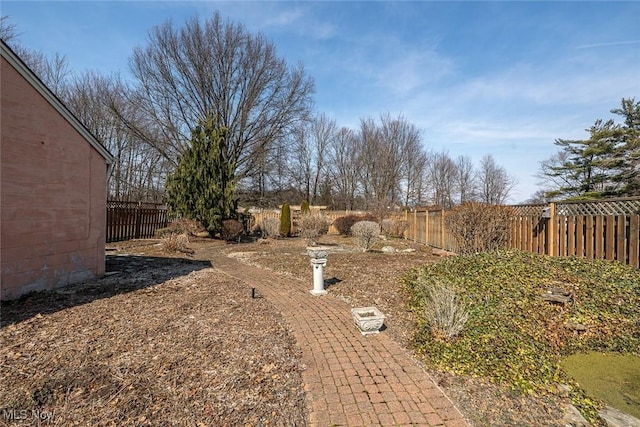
<box><xmin>1</xmin><ymin>234</ymin><xmax>567</xmax><ymax>426</ymax></box>
<box><xmin>1</xmin><ymin>246</ymin><xmax>306</xmax><ymax>426</ymax></box>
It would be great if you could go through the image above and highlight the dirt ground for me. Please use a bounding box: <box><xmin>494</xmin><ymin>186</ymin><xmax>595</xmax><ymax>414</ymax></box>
<box><xmin>1</xmin><ymin>234</ymin><xmax>567</xmax><ymax>426</ymax></box>
<box><xmin>1</xmin><ymin>241</ymin><xmax>306</xmax><ymax>426</ymax></box>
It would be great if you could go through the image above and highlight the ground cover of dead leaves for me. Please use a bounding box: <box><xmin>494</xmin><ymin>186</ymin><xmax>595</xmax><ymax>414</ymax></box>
<box><xmin>1</xmin><ymin>234</ymin><xmax>567</xmax><ymax>426</ymax></box>
<box><xmin>0</xmin><ymin>244</ymin><xmax>305</xmax><ymax>426</ymax></box>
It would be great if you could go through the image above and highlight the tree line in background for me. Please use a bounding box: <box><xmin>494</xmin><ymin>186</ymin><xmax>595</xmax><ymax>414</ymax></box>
<box><xmin>1</xmin><ymin>14</ymin><xmax>515</xmax><ymax>210</ymax></box>
<box><xmin>2</xmin><ymin>14</ymin><xmax>637</xmax><ymax>233</ymax></box>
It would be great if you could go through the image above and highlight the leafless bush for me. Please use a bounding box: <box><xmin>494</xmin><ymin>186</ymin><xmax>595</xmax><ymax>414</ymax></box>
<box><xmin>333</xmin><ymin>214</ymin><xmax>377</xmax><ymax>236</ymax></box>
<box><xmin>351</xmin><ymin>221</ymin><xmax>381</xmax><ymax>252</ymax></box>
<box><xmin>221</xmin><ymin>219</ymin><xmax>244</xmax><ymax>242</ymax></box>
<box><xmin>260</xmin><ymin>217</ymin><xmax>281</xmax><ymax>238</ymax></box>
<box><xmin>161</xmin><ymin>233</ymin><xmax>192</xmax><ymax>254</ymax></box>
<box><xmin>421</xmin><ymin>281</ymin><xmax>469</xmax><ymax>340</ymax></box>
<box><xmin>156</xmin><ymin>218</ymin><xmax>206</xmax><ymax>238</ymax></box>
<box><xmin>380</xmin><ymin>218</ymin><xmax>408</xmax><ymax>238</ymax></box>
<box><xmin>445</xmin><ymin>202</ymin><xmax>514</xmax><ymax>255</ymax></box>
<box><xmin>298</xmin><ymin>213</ymin><xmax>331</xmax><ymax>244</ymax></box>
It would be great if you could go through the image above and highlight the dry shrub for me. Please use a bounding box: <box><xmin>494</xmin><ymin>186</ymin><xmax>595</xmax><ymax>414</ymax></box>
<box><xmin>161</xmin><ymin>232</ymin><xmax>192</xmax><ymax>254</ymax></box>
<box><xmin>351</xmin><ymin>221</ymin><xmax>381</xmax><ymax>252</ymax></box>
<box><xmin>421</xmin><ymin>281</ymin><xmax>469</xmax><ymax>340</ymax></box>
<box><xmin>333</xmin><ymin>214</ymin><xmax>377</xmax><ymax>236</ymax></box>
<box><xmin>381</xmin><ymin>218</ymin><xmax>409</xmax><ymax>238</ymax></box>
<box><xmin>156</xmin><ymin>218</ymin><xmax>206</xmax><ymax>237</ymax></box>
<box><xmin>221</xmin><ymin>219</ymin><xmax>244</xmax><ymax>242</ymax></box>
<box><xmin>298</xmin><ymin>213</ymin><xmax>331</xmax><ymax>244</ymax></box>
<box><xmin>260</xmin><ymin>217</ymin><xmax>281</xmax><ymax>238</ymax></box>
<box><xmin>445</xmin><ymin>202</ymin><xmax>514</xmax><ymax>255</ymax></box>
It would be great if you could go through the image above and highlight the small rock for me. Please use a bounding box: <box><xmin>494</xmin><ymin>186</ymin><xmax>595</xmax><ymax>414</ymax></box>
<box><xmin>401</xmin><ymin>248</ymin><xmax>416</xmax><ymax>253</ymax></box>
<box><xmin>556</xmin><ymin>383</ymin><xmax>572</xmax><ymax>398</ymax></box>
<box><xmin>599</xmin><ymin>406</ymin><xmax>640</xmax><ymax>427</ymax></box>
<box><xmin>432</xmin><ymin>248</ymin><xmax>456</xmax><ymax>257</ymax></box>
<box><xmin>542</xmin><ymin>294</ymin><xmax>572</xmax><ymax>304</ymax></box>
<box><xmin>562</xmin><ymin>403</ymin><xmax>590</xmax><ymax>427</ymax></box>
<box><xmin>381</xmin><ymin>246</ymin><xmax>396</xmax><ymax>253</ymax></box>
<box><xmin>565</xmin><ymin>322</ymin><xmax>588</xmax><ymax>332</ymax></box>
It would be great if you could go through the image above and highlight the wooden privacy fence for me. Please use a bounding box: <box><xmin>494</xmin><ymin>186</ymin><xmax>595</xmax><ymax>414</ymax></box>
<box><xmin>508</xmin><ymin>198</ymin><xmax>640</xmax><ymax>268</ymax></box>
<box><xmin>403</xmin><ymin>207</ymin><xmax>459</xmax><ymax>253</ymax></box>
<box><xmin>404</xmin><ymin>197</ymin><xmax>640</xmax><ymax>268</ymax></box>
<box><xmin>106</xmin><ymin>201</ymin><xmax>169</xmax><ymax>243</ymax></box>
<box><xmin>107</xmin><ymin>198</ymin><xmax>638</xmax><ymax>266</ymax></box>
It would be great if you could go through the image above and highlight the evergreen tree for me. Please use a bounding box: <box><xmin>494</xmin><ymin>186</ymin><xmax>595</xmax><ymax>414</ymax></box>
<box><xmin>610</xmin><ymin>98</ymin><xmax>640</xmax><ymax>196</ymax></box>
<box><xmin>165</xmin><ymin>117</ymin><xmax>236</xmax><ymax>237</ymax></box>
<box><xmin>300</xmin><ymin>200</ymin><xmax>311</xmax><ymax>215</ymax></box>
<box><xmin>539</xmin><ymin>98</ymin><xmax>639</xmax><ymax>200</ymax></box>
<box><xmin>544</xmin><ymin>122</ymin><xmax>616</xmax><ymax>200</ymax></box>
<box><xmin>280</xmin><ymin>202</ymin><xmax>291</xmax><ymax>237</ymax></box>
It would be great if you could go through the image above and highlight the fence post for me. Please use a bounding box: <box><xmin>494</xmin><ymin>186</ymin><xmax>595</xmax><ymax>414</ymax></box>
<box><xmin>548</xmin><ymin>202</ymin><xmax>556</xmax><ymax>257</ymax></box>
<box><xmin>425</xmin><ymin>209</ymin><xmax>429</xmax><ymax>245</ymax></box>
<box><xmin>440</xmin><ymin>208</ymin><xmax>445</xmax><ymax>249</ymax></box>
<box><xmin>413</xmin><ymin>209</ymin><xmax>417</xmax><ymax>242</ymax></box>
<box><xmin>134</xmin><ymin>203</ymin><xmax>142</xmax><ymax>239</ymax></box>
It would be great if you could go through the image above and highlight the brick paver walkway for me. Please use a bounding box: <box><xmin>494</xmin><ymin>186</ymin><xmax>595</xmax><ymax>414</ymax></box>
<box><xmin>213</xmin><ymin>253</ymin><xmax>469</xmax><ymax>427</ymax></box>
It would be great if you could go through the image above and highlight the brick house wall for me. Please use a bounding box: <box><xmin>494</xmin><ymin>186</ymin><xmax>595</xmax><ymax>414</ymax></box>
<box><xmin>1</xmin><ymin>42</ymin><xmax>113</xmax><ymax>300</ymax></box>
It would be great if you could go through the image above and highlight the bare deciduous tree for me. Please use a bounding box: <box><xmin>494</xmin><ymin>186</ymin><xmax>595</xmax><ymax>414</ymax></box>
<box><xmin>127</xmin><ymin>11</ymin><xmax>315</xmax><ymax>181</ymax></box>
<box><xmin>0</xmin><ymin>15</ymin><xmax>19</xmax><ymax>42</ymax></box>
<box><xmin>455</xmin><ymin>155</ymin><xmax>477</xmax><ymax>204</ymax></box>
<box><xmin>357</xmin><ymin>114</ymin><xmax>424</xmax><ymax>209</ymax></box>
<box><xmin>381</xmin><ymin>115</ymin><xmax>427</xmax><ymax>206</ymax></box>
<box><xmin>328</xmin><ymin>127</ymin><xmax>361</xmax><ymax>210</ymax></box>
<box><xmin>427</xmin><ymin>151</ymin><xmax>458</xmax><ymax>208</ymax></box>
<box><xmin>21</xmin><ymin>50</ymin><xmax>70</xmax><ymax>95</ymax></box>
<box><xmin>357</xmin><ymin>117</ymin><xmax>381</xmax><ymax>207</ymax></box>
<box><xmin>402</xmin><ymin>148</ymin><xmax>428</xmax><ymax>207</ymax></box>
<box><xmin>477</xmin><ymin>155</ymin><xmax>516</xmax><ymax>205</ymax></box>
<box><xmin>2</xmin><ymin>16</ymin><xmax>71</xmax><ymax>96</ymax></box>
<box><xmin>288</xmin><ymin>113</ymin><xmax>336</xmax><ymax>204</ymax></box>
<box><xmin>525</xmin><ymin>189</ymin><xmax>549</xmax><ymax>204</ymax></box>
<box><xmin>64</xmin><ymin>71</ymin><xmax>169</xmax><ymax>201</ymax></box>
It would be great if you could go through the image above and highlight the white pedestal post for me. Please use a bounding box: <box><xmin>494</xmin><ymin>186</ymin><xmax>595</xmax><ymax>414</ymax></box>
<box><xmin>307</xmin><ymin>246</ymin><xmax>329</xmax><ymax>296</ymax></box>
<box><xmin>310</xmin><ymin>258</ymin><xmax>327</xmax><ymax>296</ymax></box>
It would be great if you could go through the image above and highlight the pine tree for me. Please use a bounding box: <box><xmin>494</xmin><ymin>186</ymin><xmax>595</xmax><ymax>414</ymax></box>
<box><xmin>539</xmin><ymin>98</ymin><xmax>639</xmax><ymax>200</ymax></box>
<box><xmin>544</xmin><ymin>121</ymin><xmax>617</xmax><ymax>200</ymax></box>
<box><xmin>165</xmin><ymin>116</ymin><xmax>236</xmax><ymax>237</ymax></box>
<box><xmin>280</xmin><ymin>202</ymin><xmax>291</xmax><ymax>237</ymax></box>
<box><xmin>610</xmin><ymin>98</ymin><xmax>640</xmax><ymax>196</ymax></box>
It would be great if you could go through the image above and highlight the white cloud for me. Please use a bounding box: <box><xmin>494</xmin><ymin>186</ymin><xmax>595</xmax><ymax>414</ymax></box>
<box><xmin>262</xmin><ymin>9</ymin><xmax>304</xmax><ymax>28</ymax></box>
<box><xmin>576</xmin><ymin>40</ymin><xmax>640</xmax><ymax>50</ymax></box>
<box><xmin>252</xmin><ymin>6</ymin><xmax>336</xmax><ymax>40</ymax></box>
<box><xmin>448</xmin><ymin>56</ymin><xmax>640</xmax><ymax>108</ymax></box>
<box><xmin>373</xmin><ymin>50</ymin><xmax>454</xmax><ymax>97</ymax></box>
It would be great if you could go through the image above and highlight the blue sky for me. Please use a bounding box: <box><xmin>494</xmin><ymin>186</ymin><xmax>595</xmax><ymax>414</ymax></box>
<box><xmin>3</xmin><ymin>1</ymin><xmax>640</xmax><ymax>202</ymax></box>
